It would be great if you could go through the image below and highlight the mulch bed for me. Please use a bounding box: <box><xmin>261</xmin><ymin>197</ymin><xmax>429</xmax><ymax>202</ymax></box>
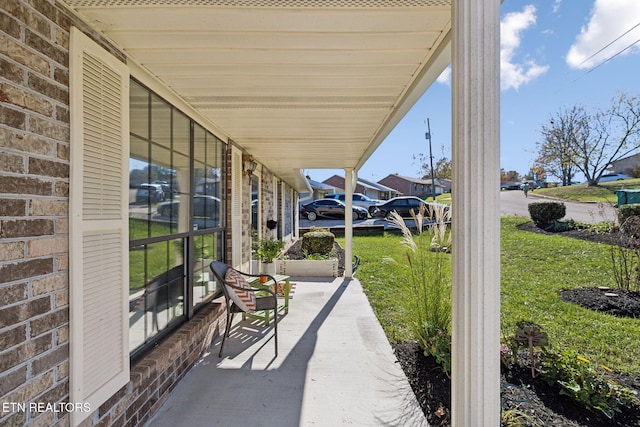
<box><xmin>393</xmin><ymin>222</ymin><xmax>640</xmax><ymax>426</ymax></box>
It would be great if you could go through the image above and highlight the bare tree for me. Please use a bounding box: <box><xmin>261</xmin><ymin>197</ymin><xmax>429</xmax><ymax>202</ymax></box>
<box><xmin>575</xmin><ymin>92</ymin><xmax>640</xmax><ymax>186</ymax></box>
<box><xmin>537</xmin><ymin>93</ymin><xmax>640</xmax><ymax>186</ymax></box>
<box><xmin>536</xmin><ymin>106</ymin><xmax>584</xmax><ymax>186</ymax></box>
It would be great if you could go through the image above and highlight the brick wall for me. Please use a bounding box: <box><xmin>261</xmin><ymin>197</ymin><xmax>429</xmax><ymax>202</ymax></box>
<box><xmin>1</xmin><ymin>2</ymin><xmax>75</xmax><ymax>425</ymax></box>
<box><xmin>260</xmin><ymin>167</ymin><xmax>277</xmax><ymax>239</ymax></box>
<box><xmin>378</xmin><ymin>174</ymin><xmax>412</xmax><ymax>196</ymax></box>
<box><xmin>1</xmin><ymin>3</ymin><xmax>227</xmax><ymax>426</ymax></box>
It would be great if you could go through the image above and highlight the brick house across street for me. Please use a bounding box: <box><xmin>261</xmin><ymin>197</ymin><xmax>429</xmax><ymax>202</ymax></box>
<box><xmin>0</xmin><ymin>1</ymin><xmax>501</xmax><ymax>426</ymax></box>
<box><xmin>378</xmin><ymin>173</ymin><xmax>450</xmax><ymax>198</ymax></box>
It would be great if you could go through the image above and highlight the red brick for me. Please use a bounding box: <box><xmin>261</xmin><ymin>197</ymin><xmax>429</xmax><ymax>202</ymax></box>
<box><xmin>0</xmin><ymin>324</ymin><xmax>27</xmax><ymax>352</ymax></box>
<box><xmin>0</xmin><ymin>11</ymin><xmax>20</xmax><ymax>39</ymax></box>
<box><xmin>0</xmin><ymin>365</ymin><xmax>27</xmax><ymax>397</ymax></box>
<box><xmin>0</xmin><ymin>281</ymin><xmax>28</xmax><ymax>305</ymax></box>
<box><xmin>28</xmin><ymin>157</ymin><xmax>69</xmax><ymax>178</ymax></box>
<box><xmin>0</xmin><ymin>218</ymin><xmax>54</xmax><ymax>238</ymax></box>
<box><xmin>0</xmin><ymin>57</ymin><xmax>23</xmax><ymax>84</ymax></box>
<box><xmin>32</xmin><ymin>343</ymin><xmax>69</xmax><ymax>377</ymax></box>
<box><xmin>0</xmin><ymin>199</ymin><xmax>26</xmax><ymax>216</ymax></box>
<box><xmin>0</xmin><ymin>258</ymin><xmax>54</xmax><ymax>284</ymax></box>
<box><xmin>0</xmin><ymin>176</ymin><xmax>52</xmax><ymax>196</ymax></box>
<box><xmin>0</xmin><ymin>296</ymin><xmax>51</xmax><ymax>329</ymax></box>
<box><xmin>55</xmin><ymin>181</ymin><xmax>69</xmax><ymax>197</ymax></box>
<box><xmin>0</xmin><ymin>333</ymin><xmax>52</xmax><ymax>372</ymax></box>
<box><xmin>0</xmin><ymin>151</ymin><xmax>24</xmax><ymax>173</ymax></box>
<box><xmin>30</xmin><ymin>307</ymin><xmax>68</xmax><ymax>337</ymax></box>
<box><xmin>27</xmin><ymin>72</ymin><xmax>69</xmax><ymax>104</ymax></box>
<box><xmin>0</xmin><ymin>104</ymin><xmax>26</xmax><ymax>129</ymax></box>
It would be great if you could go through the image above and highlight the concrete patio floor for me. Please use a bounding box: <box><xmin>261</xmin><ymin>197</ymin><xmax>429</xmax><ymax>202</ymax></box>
<box><xmin>145</xmin><ymin>277</ymin><xmax>428</xmax><ymax>427</ymax></box>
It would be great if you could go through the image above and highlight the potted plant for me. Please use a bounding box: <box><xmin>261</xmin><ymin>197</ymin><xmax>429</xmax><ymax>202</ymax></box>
<box><xmin>256</xmin><ymin>237</ymin><xmax>284</xmax><ymax>278</ymax></box>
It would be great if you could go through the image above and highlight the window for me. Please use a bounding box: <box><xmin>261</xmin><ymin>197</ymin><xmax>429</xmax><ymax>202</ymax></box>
<box><xmin>128</xmin><ymin>80</ymin><xmax>226</xmax><ymax>358</ymax></box>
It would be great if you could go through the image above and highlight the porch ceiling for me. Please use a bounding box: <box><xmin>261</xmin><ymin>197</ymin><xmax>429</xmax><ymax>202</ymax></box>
<box><xmin>61</xmin><ymin>0</ymin><xmax>451</xmax><ymax>191</ymax></box>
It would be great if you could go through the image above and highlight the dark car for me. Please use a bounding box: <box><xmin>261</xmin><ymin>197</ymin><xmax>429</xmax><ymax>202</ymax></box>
<box><xmin>372</xmin><ymin>196</ymin><xmax>449</xmax><ymax>219</ymax></box>
<box><xmin>300</xmin><ymin>199</ymin><xmax>368</xmax><ymax>221</ymax></box>
<box><xmin>324</xmin><ymin>192</ymin><xmax>380</xmax><ymax>211</ymax></box>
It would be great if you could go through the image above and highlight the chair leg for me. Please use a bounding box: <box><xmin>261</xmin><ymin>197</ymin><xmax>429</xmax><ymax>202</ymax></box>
<box><xmin>219</xmin><ymin>311</ymin><xmax>235</xmax><ymax>357</ymax></box>
<box><xmin>273</xmin><ymin>304</ymin><xmax>278</xmax><ymax>357</ymax></box>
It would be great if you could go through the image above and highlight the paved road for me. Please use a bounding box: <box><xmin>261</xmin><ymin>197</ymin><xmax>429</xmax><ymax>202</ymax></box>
<box><xmin>300</xmin><ymin>191</ymin><xmax>618</xmax><ymax>228</ymax></box>
<box><xmin>500</xmin><ymin>189</ymin><xmax>618</xmax><ymax>224</ymax></box>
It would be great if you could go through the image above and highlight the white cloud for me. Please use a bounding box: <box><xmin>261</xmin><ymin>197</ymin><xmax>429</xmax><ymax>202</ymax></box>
<box><xmin>553</xmin><ymin>0</ymin><xmax>562</xmax><ymax>14</ymax></box>
<box><xmin>501</xmin><ymin>5</ymin><xmax>549</xmax><ymax>90</ymax></box>
<box><xmin>436</xmin><ymin>5</ymin><xmax>548</xmax><ymax>90</ymax></box>
<box><xmin>436</xmin><ymin>66</ymin><xmax>451</xmax><ymax>86</ymax></box>
<box><xmin>566</xmin><ymin>0</ymin><xmax>640</xmax><ymax>69</ymax></box>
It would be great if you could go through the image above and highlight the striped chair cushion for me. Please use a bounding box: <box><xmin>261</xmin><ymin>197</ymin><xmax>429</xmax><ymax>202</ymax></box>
<box><xmin>224</xmin><ymin>269</ymin><xmax>257</xmax><ymax>312</ymax></box>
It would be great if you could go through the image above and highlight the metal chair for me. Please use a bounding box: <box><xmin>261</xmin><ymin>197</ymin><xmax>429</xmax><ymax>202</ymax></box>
<box><xmin>209</xmin><ymin>261</ymin><xmax>278</xmax><ymax>357</ymax></box>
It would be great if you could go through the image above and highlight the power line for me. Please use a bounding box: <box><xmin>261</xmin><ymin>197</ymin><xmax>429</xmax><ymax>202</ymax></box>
<box><xmin>575</xmin><ymin>21</ymin><xmax>640</xmax><ymax>69</ymax></box>
<box><xmin>586</xmin><ymin>36</ymin><xmax>640</xmax><ymax>75</ymax></box>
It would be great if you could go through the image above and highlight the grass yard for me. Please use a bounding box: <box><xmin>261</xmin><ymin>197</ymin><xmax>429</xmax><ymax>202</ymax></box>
<box><xmin>536</xmin><ymin>178</ymin><xmax>640</xmax><ymax>203</ymax></box>
<box><xmin>342</xmin><ymin>216</ymin><xmax>640</xmax><ymax>378</ymax></box>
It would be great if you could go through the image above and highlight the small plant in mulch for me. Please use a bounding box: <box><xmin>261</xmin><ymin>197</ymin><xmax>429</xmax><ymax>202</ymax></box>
<box><xmin>538</xmin><ymin>349</ymin><xmax>639</xmax><ymax>421</ymax></box>
<box><xmin>500</xmin><ymin>321</ymin><xmax>639</xmax><ymax>423</ymax></box>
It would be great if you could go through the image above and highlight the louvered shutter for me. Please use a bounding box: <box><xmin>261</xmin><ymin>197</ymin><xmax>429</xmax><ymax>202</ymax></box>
<box><xmin>231</xmin><ymin>147</ymin><xmax>244</xmax><ymax>269</ymax></box>
<box><xmin>69</xmin><ymin>28</ymin><xmax>130</xmax><ymax>426</ymax></box>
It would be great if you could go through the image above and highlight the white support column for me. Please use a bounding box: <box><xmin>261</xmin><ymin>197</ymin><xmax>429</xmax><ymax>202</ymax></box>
<box><xmin>451</xmin><ymin>1</ymin><xmax>500</xmax><ymax>426</ymax></box>
<box><xmin>344</xmin><ymin>168</ymin><xmax>354</xmax><ymax>278</ymax></box>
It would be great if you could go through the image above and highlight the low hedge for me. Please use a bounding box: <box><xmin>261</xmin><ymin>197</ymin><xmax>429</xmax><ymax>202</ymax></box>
<box><xmin>301</xmin><ymin>229</ymin><xmax>335</xmax><ymax>255</ymax></box>
<box><xmin>528</xmin><ymin>201</ymin><xmax>566</xmax><ymax>226</ymax></box>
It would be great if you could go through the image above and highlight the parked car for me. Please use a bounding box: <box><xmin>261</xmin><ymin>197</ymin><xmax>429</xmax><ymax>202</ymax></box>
<box><xmin>155</xmin><ymin>195</ymin><xmax>221</xmax><ymax>229</ymax></box>
<box><xmin>324</xmin><ymin>193</ymin><xmax>380</xmax><ymax>212</ymax></box>
<box><xmin>372</xmin><ymin>196</ymin><xmax>449</xmax><ymax>219</ymax></box>
<box><xmin>300</xmin><ymin>199</ymin><xmax>368</xmax><ymax>221</ymax></box>
<box><xmin>135</xmin><ymin>183</ymin><xmax>165</xmax><ymax>204</ymax></box>
<box><xmin>598</xmin><ymin>173</ymin><xmax>629</xmax><ymax>182</ymax></box>
<box><xmin>501</xmin><ymin>184</ymin><xmax>521</xmax><ymax>191</ymax></box>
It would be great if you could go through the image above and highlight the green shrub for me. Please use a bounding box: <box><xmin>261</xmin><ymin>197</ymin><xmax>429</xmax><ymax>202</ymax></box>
<box><xmin>256</xmin><ymin>237</ymin><xmax>284</xmax><ymax>263</ymax></box>
<box><xmin>528</xmin><ymin>202</ymin><xmax>566</xmax><ymax>226</ymax></box>
<box><xmin>539</xmin><ymin>349</ymin><xmax>637</xmax><ymax>420</ymax></box>
<box><xmin>301</xmin><ymin>230</ymin><xmax>335</xmax><ymax>256</ymax></box>
<box><xmin>618</xmin><ymin>204</ymin><xmax>640</xmax><ymax>224</ymax></box>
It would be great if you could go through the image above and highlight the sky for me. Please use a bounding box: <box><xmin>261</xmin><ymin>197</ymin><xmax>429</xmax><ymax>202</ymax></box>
<box><xmin>307</xmin><ymin>0</ymin><xmax>640</xmax><ymax>184</ymax></box>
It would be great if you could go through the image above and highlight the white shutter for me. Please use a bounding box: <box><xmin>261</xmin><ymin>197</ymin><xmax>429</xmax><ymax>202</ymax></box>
<box><xmin>231</xmin><ymin>147</ymin><xmax>243</xmax><ymax>269</ymax></box>
<box><xmin>69</xmin><ymin>27</ymin><xmax>130</xmax><ymax>426</ymax></box>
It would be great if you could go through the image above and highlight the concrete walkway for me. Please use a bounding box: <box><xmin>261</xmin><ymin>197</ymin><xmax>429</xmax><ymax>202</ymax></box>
<box><xmin>146</xmin><ymin>277</ymin><xmax>427</xmax><ymax>427</ymax></box>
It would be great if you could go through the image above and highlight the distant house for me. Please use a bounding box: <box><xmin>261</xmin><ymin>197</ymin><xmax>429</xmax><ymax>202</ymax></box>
<box><xmin>378</xmin><ymin>174</ymin><xmax>449</xmax><ymax>198</ymax></box>
<box><xmin>321</xmin><ymin>175</ymin><xmax>399</xmax><ymax>200</ymax></box>
<box><xmin>300</xmin><ymin>178</ymin><xmax>338</xmax><ymax>205</ymax></box>
<box><xmin>610</xmin><ymin>153</ymin><xmax>640</xmax><ymax>176</ymax></box>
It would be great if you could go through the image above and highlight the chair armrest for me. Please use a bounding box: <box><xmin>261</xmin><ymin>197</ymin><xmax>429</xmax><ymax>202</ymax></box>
<box><xmin>223</xmin><ymin>280</ymin><xmax>277</xmax><ymax>299</ymax></box>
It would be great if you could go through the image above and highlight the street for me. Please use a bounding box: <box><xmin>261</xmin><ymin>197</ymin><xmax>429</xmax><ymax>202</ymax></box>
<box><xmin>499</xmin><ymin>189</ymin><xmax>618</xmax><ymax>224</ymax></box>
<box><xmin>299</xmin><ymin>191</ymin><xmax>618</xmax><ymax>229</ymax></box>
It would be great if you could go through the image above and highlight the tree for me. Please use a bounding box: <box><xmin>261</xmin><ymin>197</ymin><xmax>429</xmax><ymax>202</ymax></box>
<box><xmin>536</xmin><ymin>106</ymin><xmax>584</xmax><ymax>186</ymax></box>
<box><xmin>414</xmin><ymin>146</ymin><xmax>452</xmax><ymax>180</ymax></box>
<box><xmin>500</xmin><ymin>169</ymin><xmax>520</xmax><ymax>183</ymax></box>
<box><xmin>539</xmin><ymin>93</ymin><xmax>640</xmax><ymax>186</ymax></box>
<box><xmin>574</xmin><ymin>93</ymin><xmax>640</xmax><ymax>186</ymax></box>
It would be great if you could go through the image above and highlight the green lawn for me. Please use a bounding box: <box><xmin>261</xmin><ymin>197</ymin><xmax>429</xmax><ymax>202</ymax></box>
<box><xmin>342</xmin><ymin>216</ymin><xmax>640</xmax><ymax>377</ymax></box>
<box><xmin>536</xmin><ymin>178</ymin><xmax>640</xmax><ymax>203</ymax></box>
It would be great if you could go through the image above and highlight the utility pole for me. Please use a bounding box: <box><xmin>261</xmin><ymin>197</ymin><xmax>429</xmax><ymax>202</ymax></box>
<box><xmin>426</xmin><ymin>118</ymin><xmax>436</xmax><ymax>200</ymax></box>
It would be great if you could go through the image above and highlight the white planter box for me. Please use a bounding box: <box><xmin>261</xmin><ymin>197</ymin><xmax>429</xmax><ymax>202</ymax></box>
<box><xmin>275</xmin><ymin>258</ymin><xmax>339</xmax><ymax>277</ymax></box>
